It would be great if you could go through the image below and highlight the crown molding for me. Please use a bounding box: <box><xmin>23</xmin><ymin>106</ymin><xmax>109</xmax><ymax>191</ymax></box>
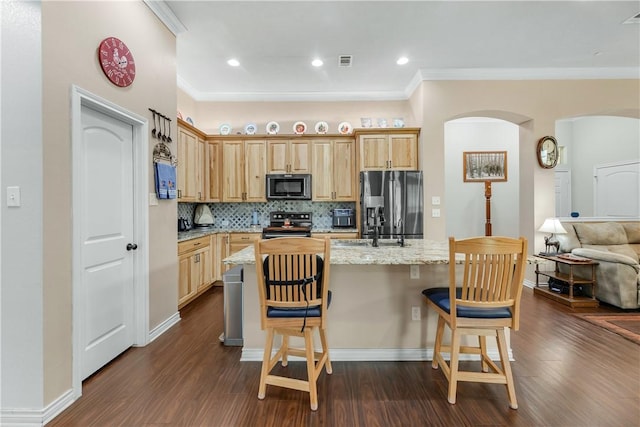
<box><xmin>144</xmin><ymin>0</ymin><xmax>186</xmax><ymax>35</ymax></box>
<box><xmin>418</xmin><ymin>67</ymin><xmax>640</xmax><ymax>81</ymax></box>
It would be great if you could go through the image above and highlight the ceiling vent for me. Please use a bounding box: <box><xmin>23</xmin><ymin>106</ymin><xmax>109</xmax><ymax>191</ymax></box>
<box><xmin>338</xmin><ymin>55</ymin><xmax>353</xmax><ymax>67</ymax></box>
<box><xmin>623</xmin><ymin>12</ymin><xmax>640</xmax><ymax>24</ymax></box>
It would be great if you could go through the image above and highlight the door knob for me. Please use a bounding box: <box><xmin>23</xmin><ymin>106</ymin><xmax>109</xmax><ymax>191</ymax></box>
<box><xmin>126</xmin><ymin>243</ymin><xmax>138</xmax><ymax>251</ymax></box>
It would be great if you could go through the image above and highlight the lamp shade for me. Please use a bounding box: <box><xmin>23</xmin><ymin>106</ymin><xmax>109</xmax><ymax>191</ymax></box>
<box><xmin>538</xmin><ymin>218</ymin><xmax>567</xmax><ymax>234</ymax></box>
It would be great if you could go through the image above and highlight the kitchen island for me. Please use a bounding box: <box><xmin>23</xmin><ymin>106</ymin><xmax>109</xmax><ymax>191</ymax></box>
<box><xmin>224</xmin><ymin>238</ymin><xmax>515</xmax><ymax>362</ymax></box>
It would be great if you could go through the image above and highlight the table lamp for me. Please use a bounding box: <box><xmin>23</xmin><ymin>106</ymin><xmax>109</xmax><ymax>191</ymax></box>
<box><xmin>538</xmin><ymin>218</ymin><xmax>567</xmax><ymax>255</ymax></box>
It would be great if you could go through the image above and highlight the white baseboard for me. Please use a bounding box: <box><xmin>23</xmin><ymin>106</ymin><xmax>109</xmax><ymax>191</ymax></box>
<box><xmin>241</xmin><ymin>347</ymin><xmax>514</xmax><ymax>362</ymax></box>
<box><xmin>3</xmin><ymin>312</ymin><xmax>182</xmax><ymax>427</ymax></box>
<box><xmin>1</xmin><ymin>388</ymin><xmax>74</xmax><ymax>427</ymax></box>
<box><xmin>524</xmin><ymin>278</ymin><xmax>536</xmax><ymax>289</ymax></box>
<box><xmin>147</xmin><ymin>311</ymin><xmax>181</xmax><ymax>344</ymax></box>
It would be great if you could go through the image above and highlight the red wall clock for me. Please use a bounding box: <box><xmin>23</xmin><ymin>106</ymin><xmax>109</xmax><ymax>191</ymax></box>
<box><xmin>98</xmin><ymin>37</ymin><xmax>136</xmax><ymax>87</ymax></box>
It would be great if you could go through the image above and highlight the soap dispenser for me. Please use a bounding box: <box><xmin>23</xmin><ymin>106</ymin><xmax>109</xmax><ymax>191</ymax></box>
<box><xmin>251</xmin><ymin>210</ymin><xmax>259</xmax><ymax>226</ymax></box>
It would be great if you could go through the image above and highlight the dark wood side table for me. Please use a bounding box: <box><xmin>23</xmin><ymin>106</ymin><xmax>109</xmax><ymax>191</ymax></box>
<box><xmin>534</xmin><ymin>254</ymin><xmax>599</xmax><ymax>308</ymax></box>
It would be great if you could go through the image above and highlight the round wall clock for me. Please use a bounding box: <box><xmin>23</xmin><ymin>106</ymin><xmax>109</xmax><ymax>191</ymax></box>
<box><xmin>536</xmin><ymin>136</ymin><xmax>559</xmax><ymax>169</ymax></box>
<box><xmin>98</xmin><ymin>37</ymin><xmax>136</xmax><ymax>87</ymax></box>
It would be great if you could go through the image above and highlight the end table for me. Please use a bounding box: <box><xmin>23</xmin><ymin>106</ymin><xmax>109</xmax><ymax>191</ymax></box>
<box><xmin>534</xmin><ymin>254</ymin><xmax>599</xmax><ymax>308</ymax></box>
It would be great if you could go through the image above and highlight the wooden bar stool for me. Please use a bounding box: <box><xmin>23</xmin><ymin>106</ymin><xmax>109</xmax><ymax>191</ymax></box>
<box><xmin>254</xmin><ymin>236</ymin><xmax>332</xmax><ymax>411</ymax></box>
<box><xmin>423</xmin><ymin>236</ymin><xmax>527</xmax><ymax>409</ymax></box>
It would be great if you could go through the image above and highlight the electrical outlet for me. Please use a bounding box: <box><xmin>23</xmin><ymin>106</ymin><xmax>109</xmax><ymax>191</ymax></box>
<box><xmin>411</xmin><ymin>306</ymin><xmax>421</xmax><ymax>321</ymax></box>
<box><xmin>431</xmin><ymin>196</ymin><xmax>441</xmax><ymax>205</ymax></box>
<box><xmin>432</xmin><ymin>208</ymin><xmax>441</xmax><ymax>218</ymax></box>
<box><xmin>410</xmin><ymin>265</ymin><xmax>419</xmax><ymax>279</ymax></box>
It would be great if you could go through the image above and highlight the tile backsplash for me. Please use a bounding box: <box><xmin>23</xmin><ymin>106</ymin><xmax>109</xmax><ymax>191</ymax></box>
<box><xmin>178</xmin><ymin>201</ymin><xmax>356</xmax><ymax>230</ymax></box>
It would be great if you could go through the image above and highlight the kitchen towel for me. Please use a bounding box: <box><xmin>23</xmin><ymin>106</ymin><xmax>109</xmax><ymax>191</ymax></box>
<box><xmin>154</xmin><ymin>162</ymin><xmax>177</xmax><ymax>199</ymax></box>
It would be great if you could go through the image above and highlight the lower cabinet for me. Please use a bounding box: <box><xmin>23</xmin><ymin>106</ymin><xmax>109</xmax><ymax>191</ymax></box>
<box><xmin>215</xmin><ymin>232</ymin><xmax>260</xmax><ymax>280</ymax></box>
<box><xmin>217</xmin><ymin>233</ymin><xmax>230</xmax><ymax>281</ymax></box>
<box><xmin>229</xmin><ymin>232</ymin><xmax>261</xmax><ymax>255</ymax></box>
<box><xmin>178</xmin><ymin>236</ymin><xmax>213</xmax><ymax>308</ymax></box>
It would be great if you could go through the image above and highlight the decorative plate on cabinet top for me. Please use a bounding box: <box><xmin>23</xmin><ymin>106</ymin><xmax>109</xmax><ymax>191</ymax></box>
<box><xmin>338</xmin><ymin>121</ymin><xmax>353</xmax><ymax>135</ymax></box>
<box><xmin>186</xmin><ymin>117</ymin><xmax>194</xmax><ymax>126</ymax></box>
<box><xmin>293</xmin><ymin>121</ymin><xmax>307</xmax><ymax>135</ymax></box>
<box><xmin>314</xmin><ymin>121</ymin><xmax>329</xmax><ymax>134</ymax></box>
<box><xmin>177</xmin><ymin>111</ymin><xmax>183</xmax><ymax>120</ymax></box>
<box><xmin>244</xmin><ymin>123</ymin><xmax>257</xmax><ymax>135</ymax></box>
<box><xmin>219</xmin><ymin>123</ymin><xmax>232</xmax><ymax>135</ymax></box>
<box><xmin>266</xmin><ymin>121</ymin><xmax>280</xmax><ymax>135</ymax></box>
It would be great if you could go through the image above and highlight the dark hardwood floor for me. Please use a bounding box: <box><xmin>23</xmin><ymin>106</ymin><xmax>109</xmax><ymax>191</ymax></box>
<box><xmin>49</xmin><ymin>285</ymin><xmax>639</xmax><ymax>426</ymax></box>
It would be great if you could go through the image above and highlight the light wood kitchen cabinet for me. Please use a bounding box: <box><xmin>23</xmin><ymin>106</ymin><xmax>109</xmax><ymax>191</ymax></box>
<box><xmin>357</xmin><ymin>129</ymin><xmax>419</xmax><ymax>171</ymax></box>
<box><xmin>229</xmin><ymin>232</ymin><xmax>261</xmax><ymax>255</ymax></box>
<box><xmin>312</xmin><ymin>138</ymin><xmax>356</xmax><ymax>201</ymax></box>
<box><xmin>215</xmin><ymin>232</ymin><xmax>260</xmax><ymax>279</ymax></box>
<box><xmin>177</xmin><ymin>120</ymin><xmax>206</xmax><ymax>201</ymax></box>
<box><xmin>178</xmin><ymin>236</ymin><xmax>213</xmax><ymax>308</ymax></box>
<box><xmin>267</xmin><ymin>139</ymin><xmax>311</xmax><ymax>174</ymax></box>
<box><xmin>217</xmin><ymin>233</ymin><xmax>230</xmax><ymax>279</ymax></box>
<box><xmin>222</xmin><ymin>140</ymin><xmax>267</xmax><ymax>202</ymax></box>
<box><xmin>204</xmin><ymin>140</ymin><xmax>222</xmax><ymax>202</ymax></box>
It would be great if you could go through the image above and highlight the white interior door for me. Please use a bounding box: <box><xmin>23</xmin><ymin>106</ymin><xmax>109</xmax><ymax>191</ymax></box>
<box><xmin>594</xmin><ymin>160</ymin><xmax>640</xmax><ymax>217</ymax></box>
<box><xmin>79</xmin><ymin>105</ymin><xmax>135</xmax><ymax>379</ymax></box>
<box><xmin>555</xmin><ymin>170</ymin><xmax>572</xmax><ymax>217</ymax></box>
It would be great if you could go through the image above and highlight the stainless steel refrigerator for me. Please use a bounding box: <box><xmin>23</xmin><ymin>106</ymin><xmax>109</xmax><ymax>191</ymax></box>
<box><xmin>360</xmin><ymin>170</ymin><xmax>424</xmax><ymax>239</ymax></box>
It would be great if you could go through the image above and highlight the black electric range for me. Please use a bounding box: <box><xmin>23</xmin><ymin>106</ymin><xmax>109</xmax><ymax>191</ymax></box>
<box><xmin>261</xmin><ymin>211</ymin><xmax>312</xmax><ymax>239</ymax></box>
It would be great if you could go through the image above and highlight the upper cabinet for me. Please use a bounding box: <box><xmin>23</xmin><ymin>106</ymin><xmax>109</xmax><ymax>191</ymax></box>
<box><xmin>177</xmin><ymin>119</ymin><xmax>206</xmax><ymax>202</ymax></box>
<box><xmin>312</xmin><ymin>138</ymin><xmax>356</xmax><ymax>201</ymax></box>
<box><xmin>356</xmin><ymin>128</ymin><xmax>420</xmax><ymax>171</ymax></box>
<box><xmin>267</xmin><ymin>139</ymin><xmax>311</xmax><ymax>174</ymax></box>
<box><xmin>204</xmin><ymin>140</ymin><xmax>222</xmax><ymax>202</ymax></box>
<box><xmin>222</xmin><ymin>140</ymin><xmax>267</xmax><ymax>202</ymax></box>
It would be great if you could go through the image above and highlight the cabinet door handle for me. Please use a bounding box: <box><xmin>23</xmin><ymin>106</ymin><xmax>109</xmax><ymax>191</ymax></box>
<box><xmin>195</xmin><ymin>254</ymin><xmax>200</xmax><ymax>263</ymax></box>
<box><xmin>177</xmin><ymin>189</ymin><xmax>182</xmax><ymax>198</ymax></box>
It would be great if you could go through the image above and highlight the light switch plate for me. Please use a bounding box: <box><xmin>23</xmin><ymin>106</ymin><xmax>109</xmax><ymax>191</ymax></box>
<box><xmin>149</xmin><ymin>193</ymin><xmax>158</xmax><ymax>206</ymax></box>
<box><xmin>432</xmin><ymin>208</ymin><xmax>441</xmax><ymax>218</ymax></box>
<box><xmin>431</xmin><ymin>196</ymin><xmax>441</xmax><ymax>205</ymax></box>
<box><xmin>7</xmin><ymin>186</ymin><xmax>20</xmax><ymax>207</ymax></box>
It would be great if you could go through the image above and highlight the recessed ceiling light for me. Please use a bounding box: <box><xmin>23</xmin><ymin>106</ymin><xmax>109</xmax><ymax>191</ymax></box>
<box><xmin>227</xmin><ymin>58</ymin><xmax>240</xmax><ymax>67</ymax></box>
<box><xmin>311</xmin><ymin>58</ymin><xmax>323</xmax><ymax>67</ymax></box>
<box><xmin>396</xmin><ymin>57</ymin><xmax>409</xmax><ymax>65</ymax></box>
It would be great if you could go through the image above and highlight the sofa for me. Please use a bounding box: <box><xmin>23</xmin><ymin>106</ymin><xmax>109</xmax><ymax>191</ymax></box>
<box><xmin>556</xmin><ymin>221</ymin><xmax>640</xmax><ymax>309</ymax></box>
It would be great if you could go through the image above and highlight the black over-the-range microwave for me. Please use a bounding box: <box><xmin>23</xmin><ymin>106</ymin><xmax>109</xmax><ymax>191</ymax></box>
<box><xmin>266</xmin><ymin>174</ymin><xmax>312</xmax><ymax>200</ymax></box>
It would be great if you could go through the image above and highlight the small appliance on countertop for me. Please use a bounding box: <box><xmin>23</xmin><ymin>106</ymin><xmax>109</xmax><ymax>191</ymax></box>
<box><xmin>178</xmin><ymin>218</ymin><xmax>191</xmax><ymax>232</ymax></box>
<box><xmin>193</xmin><ymin>204</ymin><xmax>215</xmax><ymax>227</ymax></box>
<box><xmin>332</xmin><ymin>208</ymin><xmax>355</xmax><ymax>228</ymax></box>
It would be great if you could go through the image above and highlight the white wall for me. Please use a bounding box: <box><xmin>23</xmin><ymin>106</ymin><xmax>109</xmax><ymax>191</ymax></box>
<box><xmin>1</xmin><ymin>0</ymin><xmax>44</xmax><ymax>411</ymax></box>
<box><xmin>557</xmin><ymin>116</ymin><xmax>640</xmax><ymax>217</ymax></box>
<box><xmin>444</xmin><ymin>118</ymin><xmax>520</xmax><ymax>238</ymax></box>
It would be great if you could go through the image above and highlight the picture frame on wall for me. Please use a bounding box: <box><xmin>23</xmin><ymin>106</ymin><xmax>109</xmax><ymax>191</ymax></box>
<box><xmin>463</xmin><ymin>151</ymin><xmax>508</xmax><ymax>182</ymax></box>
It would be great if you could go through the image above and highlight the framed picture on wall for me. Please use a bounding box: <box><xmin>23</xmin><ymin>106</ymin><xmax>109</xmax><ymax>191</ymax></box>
<box><xmin>463</xmin><ymin>151</ymin><xmax>508</xmax><ymax>182</ymax></box>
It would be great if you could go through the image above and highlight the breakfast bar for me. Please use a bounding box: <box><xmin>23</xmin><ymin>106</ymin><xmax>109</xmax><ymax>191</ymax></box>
<box><xmin>224</xmin><ymin>238</ymin><xmax>515</xmax><ymax>362</ymax></box>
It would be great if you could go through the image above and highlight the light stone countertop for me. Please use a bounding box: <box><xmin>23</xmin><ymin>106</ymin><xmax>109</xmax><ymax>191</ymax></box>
<box><xmin>223</xmin><ymin>238</ymin><xmax>543</xmax><ymax>266</ymax></box>
<box><xmin>224</xmin><ymin>239</ymin><xmax>455</xmax><ymax>265</ymax></box>
<box><xmin>178</xmin><ymin>227</ymin><xmax>358</xmax><ymax>243</ymax></box>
